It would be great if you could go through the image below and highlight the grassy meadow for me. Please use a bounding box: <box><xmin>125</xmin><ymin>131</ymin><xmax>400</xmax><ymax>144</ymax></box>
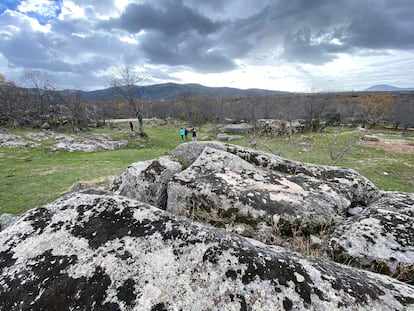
<box><xmin>1</xmin><ymin>121</ymin><xmax>413</xmax><ymax>215</ymax></box>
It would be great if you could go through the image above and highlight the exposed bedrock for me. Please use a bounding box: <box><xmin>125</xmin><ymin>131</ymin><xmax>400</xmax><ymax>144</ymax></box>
<box><xmin>1</xmin><ymin>193</ymin><xmax>413</xmax><ymax>310</ymax></box>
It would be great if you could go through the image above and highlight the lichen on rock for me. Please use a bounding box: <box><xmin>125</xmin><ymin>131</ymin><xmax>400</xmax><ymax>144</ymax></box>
<box><xmin>1</xmin><ymin>193</ymin><xmax>414</xmax><ymax>310</ymax></box>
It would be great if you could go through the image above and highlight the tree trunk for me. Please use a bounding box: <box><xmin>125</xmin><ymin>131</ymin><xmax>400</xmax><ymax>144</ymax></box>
<box><xmin>137</xmin><ymin>114</ymin><xmax>148</xmax><ymax>138</ymax></box>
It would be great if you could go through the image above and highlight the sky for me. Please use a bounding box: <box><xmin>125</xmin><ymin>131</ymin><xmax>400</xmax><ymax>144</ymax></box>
<box><xmin>0</xmin><ymin>0</ymin><xmax>413</xmax><ymax>92</ymax></box>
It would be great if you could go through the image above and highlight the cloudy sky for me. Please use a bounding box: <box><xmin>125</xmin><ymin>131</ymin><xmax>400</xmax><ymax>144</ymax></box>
<box><xmin>0</xmin><ymin>0</ymin><xmax>413</xmax><ymax>92</ymax></box>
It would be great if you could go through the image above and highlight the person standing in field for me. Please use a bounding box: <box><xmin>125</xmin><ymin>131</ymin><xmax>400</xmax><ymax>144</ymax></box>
<box><xmin>192</xmin><ymin>128</ymin><xmax>197</xmax><ymax>142</ymax></box>
<box><xmin>129</xmin><ymin>121</ymin><xmax>134</xmax><ymax>131</ymax></box>
<box><xmin>184</xmin><ymin>128</ymin><xmax>188</xmax><ymax>141</ymax></box>
<box><xmin>179</xmin><ymin>128</ymin><xmax>185</xmax><ymax>141</ymax></box>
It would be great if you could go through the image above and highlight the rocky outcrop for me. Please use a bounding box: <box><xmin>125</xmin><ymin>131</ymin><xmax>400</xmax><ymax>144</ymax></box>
<box><xmin>2</xmin><ymin>130</ymin><xmax>128</xmax><ymax>151</ymax></box>
<box><xmin>110</xmin><ymin>156</ymin><xmax>182</xmax><ymax>209</ymax></box>
<box><xmin>1</xmin><ymin>193</ymin><xmax>414</xmax><ymax>310</ymax></box>
<box><xmin>167</xmin><ymin>147</ymin><xmax>353</xmax><ymax>239</ymax></box>
<box><xmin>0</xmin><ymin>129</ymin><xmax>40</xmax><ymax>148</ymax></box>
<box><xmin>329</xmin><ymin>191</ymin><xmax>414</xmax><ymax>283</ymax></box>
<box><xmin>256</xmin><ymin>119</ymin><xmax>305</xmax><ymax>136</ymax></box>
<box><xmin>49</xmin><ymin>133</ymin><xmax>128</xmax><ymax>152</ymax></box>
<box><xmin>110</xmin><ymin>141</ymin><xmax>414</xmax><ymax>285</ymax></box>
<box><xmin>223</xmin><ymin>123</ymin><xmax>253</xmax><ymax>134</ymax></box>
<box><xmin>116</xmin><ymin>141</ymin><xmax>381</xmax><ymax>243</ymax></box>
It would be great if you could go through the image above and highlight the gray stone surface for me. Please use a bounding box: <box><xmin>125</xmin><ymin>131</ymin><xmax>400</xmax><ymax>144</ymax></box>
<box><xmin>1</xmin><ymin>130</ymin><xmax>128</xmax><ymax>151</ymax></box>
<box><xmin>0</xmin><ymin>214</ymin><xmax>18</xmax><ymax>231</ymax></box>
<box><xmin>1</xmin><ymin>193</ymin><xmax>413</xmax><ymax>310</ymax></box>
<box><xmin>110</xmin><ymin>156</ymin><xmax>182</xmax><ymax>209</ymax></box>
<box><xmin>49</xmin><ymin>134</ymin><xmax>128</xmax><ymax>152</ymax></box>
<box><xmin>329</xmin><ymin>191</ymin><xmax>414</xmax><ymax>280</ymax></box>
<box><xmin>256</xmin><ymin>119</ymin><xmax>305</xmax><ymax>135</ymax></box>
<box><xmin>0</xmin><ymin>129</ymin><xmax>40</xmax><ymax>148</ymax></box>
<box><xmin>223</xmin><ymin>123</ymin><xmax>253</xmax><ymax>134</ymax></box>
<box><xmin>167</xmin><ymin>147</ymin><xmax>356</xmax><ymax>240</ymax></box>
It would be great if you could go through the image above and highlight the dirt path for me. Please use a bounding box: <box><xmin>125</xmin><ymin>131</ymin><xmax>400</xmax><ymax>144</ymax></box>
<box><xmin>361</xmin><ymin>140</ymin><xmax>414</xmax><ymax>154</ymax></box>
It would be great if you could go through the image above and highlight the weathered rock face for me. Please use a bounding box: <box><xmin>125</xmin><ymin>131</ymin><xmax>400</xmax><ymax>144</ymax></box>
<box><xmin>223</xmin><ymin>123</ymin><xmax>253</xmax><ymax>134</ymax></box>
<box><xmin>108</xmin><ymin>141</ymin><xmax>414</xmax><ymax>285</ymax></box>
<box><xmin>171</xmin><ymin>141</ymin><xmax>227</xmax><ymax>167</ymax></box>
<box><xmin>169</xmin><ymin>143</ymin><xmax>379</xmax><ymax>230</ymax></box>
<box><xmin>1</xmin><ymin>130</ymin><xmax>128</xmax><ymax>151</ymax></box>
<box><xmin>256</xmin><ymin>119</ymin><xmax>305</xmax><ymax>136</ymax></box>
<box><xmin>167</xmin><ymin>147</ymin><xmax>354</xmax><ymax>239</ymax></box>
<box><xmin>1</xmin><ymin>193</ymin><xmax>414</xmax><ymax>310</ymax></box>
<box><xmin>0</xmin><ymin>129</ymin><xmax>40</xmax><ymax>148</ymax></box>
<box><xmin>0</xmin><ymin>214</ymin><xmax>18</xmax><ymax>231</ymax></box>
<box><xmin>49</xmin><ymin>133</ymin><xmax>128</xmax><ymax>152</ymax></box>
<box><xmin>172</xmin><ymin>142</ymin><xmax>378</xmax><ymax>205</ymax></box>
<box><xmin>223</xmin><ymin>143</ymin><xmax>379</xmax><ymax>205</ymax></box>
<box><xmin>329</xmin><ymin>191</ymin><xmax>414</xmax><ymax>283</ymax></box>
<box><xmin>110</xmin><ymin>156</ymin><xmax>182</xmax><ymax>209</ymax></box>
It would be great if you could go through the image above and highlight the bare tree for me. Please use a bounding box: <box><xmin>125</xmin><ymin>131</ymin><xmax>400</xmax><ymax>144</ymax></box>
<box><xmin>58</xmin><ymin>90</ymin><xmax>88</xmax><ymax>127</ymax></box>
<box><xmin>110</xmin><ymin>66</ymin><xmax>149</xmax><ymax>138</ymax></box>
<box><xmin>303</xmin><ymin>94</ymin><xmax>332</xmax><ymax>131</ymax></box>
<box><xmin>21</xmin><ymin>68</ymin><xmax>60</xmax><ymax>123</ymax></box>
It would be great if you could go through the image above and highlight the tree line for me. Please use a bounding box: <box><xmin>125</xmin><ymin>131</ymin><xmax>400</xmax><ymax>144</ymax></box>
<box><xmin>1</xmin><ymin>69</ymin><xmax>413</xmax><ymax>135</ymax></box>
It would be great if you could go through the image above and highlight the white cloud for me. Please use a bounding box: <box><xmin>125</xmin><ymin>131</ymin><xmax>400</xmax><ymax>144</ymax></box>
<box><xmin>18</xmin><ymin>0</ymin><xmax>59</xmax><ymax>19</ymax></box>
<box><xmin>58</xmin><ymin>1</ymin><xmax>85</xmax><ymax>20</ymax></box>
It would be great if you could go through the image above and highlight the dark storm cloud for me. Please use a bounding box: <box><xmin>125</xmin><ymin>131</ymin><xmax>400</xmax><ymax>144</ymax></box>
<box><xmin>101</xmin><ymin>0</ymin><xmax>236</xmax><ymax>72</ymax></box>
<box><xmin>137</xmin><ymin>30</ymin><xmax>236</xmax><ymax>72</ymax></box>
<box><xmin>104</xmin><ymin>1</ymin><xmax>220</xmax><ymax>35</ymax></box>
<box><xmin>1</xmin><ymin>0</ymin><xmax>413</xmax><ymax>90</ymax></box>
<box><xmin>206</xmin><ymin>0</ymin><xmax>414</xmax><ymax>64</ymax></box>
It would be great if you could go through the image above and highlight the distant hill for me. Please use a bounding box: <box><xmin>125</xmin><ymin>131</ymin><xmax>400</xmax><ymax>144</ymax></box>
<box><xmin>365</xmin><ymin>84</ymin><xmax>414</xmax><ymax>92</ymax></box>
<box><xmin>80</xmin><ymin>82</ymin><xmax>289</xmax><ymax>102</ymax></box>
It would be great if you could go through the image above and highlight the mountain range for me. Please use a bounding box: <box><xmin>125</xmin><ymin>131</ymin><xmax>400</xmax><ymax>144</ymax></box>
<box><xmin>81</xmin><ymin>83</ymin><xmax>289</xmax><ymax>102</ymax></box>
<box><xmin>73</xmin><ymin>83</ymin><xmax>413</xmax><ymax>102</ymax></box>
<box><xmin>364</xmin><ymin>84</ymin><xmax>414</xmax><ymax>92</ymax></box>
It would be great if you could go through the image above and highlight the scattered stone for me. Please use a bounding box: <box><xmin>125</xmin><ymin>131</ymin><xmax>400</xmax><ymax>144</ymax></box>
<box><xmin>25</xmin><ymin>131</ymin><xmax>51</xmax><ymax>141</ymax></box>
<box><xmin>228</xmin><ymin>135</ymin><xmax>244</xmax><ymax>141</ymax></box>
<box><xmin>49</xmin><ymin>134</ymin><xmax>128</xmax><ymax>152</ymax></box>
<box><xmin>223</xmin><ymin>123</ymin><xmax>253</xmax><ymax>134</ymax></box>
<box><xmin>309</xmin><ymin>235</ymin><xmax>323</xmax><ymax>249</ymax></box>
<box><xmin>363</xmin><ymin>135</ymin><xmax>380</xmax><ymax>142</ymax></box>
<box><xmin>216</xmin><ymin>133</ymin><xmax>229</xmax><ymax>141</ymax></box>
<box><xmin>0</xmin><ymin>130</ymin><xmax>40</xmax><ymax>148</ymax></box>
<box><xmin>347</xmin><ymin>206</ymin><xmax>364</xmax><ymax>216</ymax></box>
<box><xmin>256</xmin><ymin>119</ymin><xmax>305</xmax><ymax>135</ymax></box>
<box><xmin>41</xmin><ymin>122</ymin><xmax>51</xmax><ymax>130</ymax></box>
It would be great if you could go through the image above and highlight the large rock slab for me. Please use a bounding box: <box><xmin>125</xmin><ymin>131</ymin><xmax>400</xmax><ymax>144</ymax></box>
<box><xmin>328</xmin><ymin>191</ymin><xmax>414</xmax><ymax>283</ymax></box>
<box><xmin>110</xmin><ymin>156</ymin><xmax>182</xmax><ymax>209</ymax></box>
<box><xmin>168</xmin><ymin>143</ymin><xmax>378</xmax><ymax>239</ymax></box>
<box><xmin>49</xmin><ymin>133</ymin><xmax>128</xmax><ymax>152</ymax></box>
<box><xmin>1</xmin><ymin>193</ymin><xmax>413</xmax><ymax>310</ymax></box>
<box><xmin>256</xmin><ymin>119</ymin><xmax>305</xmax><ymax>135</ymax></box>
<box><xmin>167</xmin><ymin>147</ymin><xmax>356</xmax><ymax>240</ymax></box>
<box><xmin>171</xmin><ymin>142</ymin><xmax>378</xmax><ymax>206</ymax></box>
<box><xmin>223</xmin><ymin>123</ymin><xmax>253</xmax><ymax>134</ymax></box>
<box><xmin>223</xmin><ymin>144</ymin><xmax>379</xmax><ymax>205</ymax></box>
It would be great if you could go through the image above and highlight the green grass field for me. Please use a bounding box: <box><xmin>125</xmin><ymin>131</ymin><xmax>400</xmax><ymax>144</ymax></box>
<box><xmin>1</xmin><ymin>122</ymin><xmax>413</xmax><ymax>215</ymax></box>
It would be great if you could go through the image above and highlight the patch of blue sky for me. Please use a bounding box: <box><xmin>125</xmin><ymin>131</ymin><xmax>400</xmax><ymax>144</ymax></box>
<box><xmin>0</xmin><ymin>0</ymin><xmax>21</xmax><ymax>14</ymax></box>
<box><xmin>23</xmin><ymin>0</ymin><xmax>62</xmax><ymax>25</ymax></box>
<box><xmin>0</xmin><ymin>0</ymin><xmax>62</xmax><ymax>25</ymax></box>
